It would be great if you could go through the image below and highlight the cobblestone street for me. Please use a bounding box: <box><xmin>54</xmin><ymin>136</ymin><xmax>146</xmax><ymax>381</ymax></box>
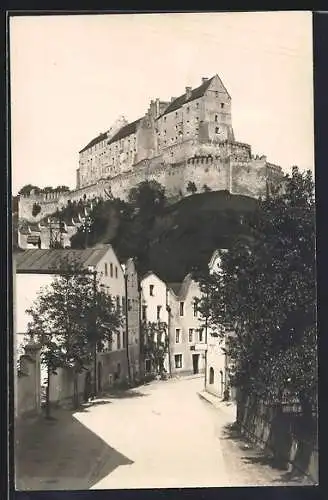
<box><xmin>15</xmin><ymin>376</ymin><xmax>313</xmax><ymax>490</ymax></box>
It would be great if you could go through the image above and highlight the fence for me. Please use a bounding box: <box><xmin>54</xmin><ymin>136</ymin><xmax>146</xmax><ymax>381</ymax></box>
<box><xmin>238</xmin><ymin>392</ymin><xmax>318</xmax><ymax>483</ymax></box>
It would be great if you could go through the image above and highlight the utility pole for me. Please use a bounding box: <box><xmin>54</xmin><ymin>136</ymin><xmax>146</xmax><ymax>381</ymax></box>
<box><xmin>92</xmin><ymin>270</ymin><xmax>98</xmax><ymax>399</ymax></box>
<box><xmin>204</xmin><ymin>287</ymin><xmax>209</xmax><ymax>391</ymax></box>
<box><xmin>165</xmin><ymin>287</ymin><xmax>172</xmax><ymax>378</ymax></box>
<box><xmin>124</xmin><ymin>271</ymin><xmax>131</xmax><ymax>384</ymax></box>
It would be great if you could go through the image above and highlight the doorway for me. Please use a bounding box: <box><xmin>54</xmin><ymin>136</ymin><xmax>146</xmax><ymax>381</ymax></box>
<box><xmin>97</xmin><ymin>362</ymin><xmax>102</xmax><ymax>393</ymax></box>
<box><xmin>192</xmin><ymin>354</ymin><xmax>200</xmax><ymax>374</ymax></box>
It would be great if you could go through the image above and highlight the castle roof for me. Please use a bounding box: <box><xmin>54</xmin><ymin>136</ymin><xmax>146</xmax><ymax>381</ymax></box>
<box><xmin>15</xmin><ymin>247</ymin><xmax>111</xmax><ymax>274</ymax></box>
<box><xmin>158</xmin><ymin>76</ymin><xmax>215</xmax><ymax>118</ymax></box>
<box><xmin>107</xmin><ymin>118</ymin><xmax>141</xmax><ymax>146</ymax></box>
<box><xmin>79</xmin><ymin>131</ymin><xmax>108</xmax><ymax>154</ymax></box>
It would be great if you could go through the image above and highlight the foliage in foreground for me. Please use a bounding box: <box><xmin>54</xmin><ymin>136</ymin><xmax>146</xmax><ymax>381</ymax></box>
<box><xmin>195</xmin><ymin>167</ymin><xmax>316</xmax><ymax>413</ymax></box>
<box><xmin>25</xmin><ymin>261</ymin><xmax>122</xmax><ymax>411</ymax></box>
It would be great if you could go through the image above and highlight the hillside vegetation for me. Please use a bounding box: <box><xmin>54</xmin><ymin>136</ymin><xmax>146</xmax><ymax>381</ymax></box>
<box><xmin>70</xmin><ymin>183</ymin><xmax>258</xmax><ymax>282</ymax></box>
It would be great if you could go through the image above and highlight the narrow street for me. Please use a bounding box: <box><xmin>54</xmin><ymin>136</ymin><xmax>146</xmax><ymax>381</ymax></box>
<box><xmin>16</xmin><ymin>376</ymin><xmax>311</xmax><ymax>491</ymax></box>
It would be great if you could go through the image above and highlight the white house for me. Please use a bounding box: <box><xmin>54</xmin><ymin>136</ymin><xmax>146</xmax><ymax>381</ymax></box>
<box><xmin>15</xmin><ymin>245</ymin><xmax>134</xmax><ymax>407</ymax></box>
<box><xmin>167</xmin><ymin>275</ymin><xmax>206</xmax><ymax>375</ymax></box>
<box><xmin>205</xmin><ymin>249</ymin><xmax>234</xmax><ymax>399</ymax></box>
<box><xmin>140</xmin><ymin>271</ymin><xmax>206</xmax><ymax>376</ymax></box>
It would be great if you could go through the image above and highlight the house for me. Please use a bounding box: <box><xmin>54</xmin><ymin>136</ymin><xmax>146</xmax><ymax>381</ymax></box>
<box><xmin>167</xmin><ymin>275</ymin><xmax>206</xmax><ymax>376</ymax></box>
<box><xmin>140</xmin><ymin>272</ymin><xmax>170</xmax><ymax>374</ymax></box>
<box><xmin>140</xmin><ymin>271</ymin><xmax>206</xmax><ymax>376</ymax></box>
<box><xmin>205</xmin><ymin>249</ymin><xmax>235</xmax><ymax>399</ymax></box>
<box><xmin>14</xmin><ymin>245</ymin><xmax>134</xmax><ymax>407</ymax></box>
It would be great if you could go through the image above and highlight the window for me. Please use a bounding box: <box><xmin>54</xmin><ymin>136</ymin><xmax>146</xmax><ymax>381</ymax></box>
<box><xmin>142</xmin><ymin>305</ymin><xmax>147</xmax><ymax>321</ymax></box>
<box><xmin>215</xmin><ymin>91</ymin><xmax>219</xmax><ymax>97</ymax></box>
<box><xmin>115</xmin><ymin>266</ymin><xmax>118</xmax><ymax>278</ymax></box>
<box><xmin>157</xmin><ymin>305</ymin><xmax>162</xmax><ymax>320</ymax></box>
<box><xmin>199</xmin><ymin>329</ymin><xmax>203</xmax><ymax>342</ymax></box>
<box><xmin>215</xmin><ymin>127</ymin><xmax>219</xmax><ymax>134</ymax></box>
<box><xmin>110</xmin><ymin>263</ymin><xmax>113</xmax><ymax>277</ymax></box>
<box><xmin>196</xmin><ymin>102</ymin><xmax>199</xmax><ymax>108</ymax></box>
<box><xmin>149</xmin><ymin>284</ymin><xmax>154</xmax><ymax>296</ymax></box>
<box><xmin>175</xmin><ymin>329</ymin><xmax>180</xmax><ymax>343</ymax></box>
<box><xmin>117</xmin><ymin>333</ymin><xmax>121</xmax><ymax>350</ymax></box>
<box><xmin>116</xmin><ymin>296</ymin><xmax>120</xmax><ymax>310</ymax></box>
<box><xmin>221</xmin><ymin>102</ymin><xmax>225</xmax><ymax>108</ymax></box>
<box><xmin>122</xmin><ymin>296</ymin><xmax>126</xmax><ymax>312</ymax></box>
<box><xmin>128</xmin><ymin>299</ymin><xmax>132</xmax><ymax>311</ymax></box>
<box><xmin>187</xmin><ymin>106</ymin><xmax>190</xmax><ymax>113</ymax></box>
<box><xmin>180</xmin><ymin>302</ymin><xmax>184</xmax><ymax>316</ymax></box>
<box><xmin>189</xmin><ymin>328</ymin><xmax>193</xmax><ymax>342</ymax></box>
<box><xmin>193</xmin><ymin>302</ymin><xmax>198</xmax><ymax>317</ymax></box>
<box><xmin>104</xmin><ymin>263</ymin><xmax>108</xmax><ymax>276</ymax></box>
<box><xmin>209</xmin><ymin>367</ymin><xmax>214</xmax><ymax>384</ymax></box>
<box><xmin>175</xmin><ymin>354</ymin><xmax>182</xmax><ymax>369</ymax></box>
<box><xmin>122</xmin><ymin>331</ymin><xmax>126</xmax><ymax>349</ymax></box>
<box><xmin>215</xmin><ymin>114</ymin><xmax>218</xmax><ymax>122</ymax></box>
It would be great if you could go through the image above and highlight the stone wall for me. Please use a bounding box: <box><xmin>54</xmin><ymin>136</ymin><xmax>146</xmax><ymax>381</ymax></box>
<box><xmin>18</xmin><ymin>142</ymin><xmax>283</xmax><ymax>224</ymax></box>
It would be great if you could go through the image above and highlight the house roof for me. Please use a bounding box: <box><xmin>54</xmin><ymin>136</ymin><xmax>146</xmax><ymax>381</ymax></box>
<box><xmin>15</xmin><ymin>247</ymin><xmax>111</xmax><ymax>273</ymax></box>
<box><xmin>167</xmin><ymin>282</ymin><xmax>182</xmax><ymax>297</ymax></box>
<box><xmin>79</xmin><ymin>131</ymin><xmax>108</xmax><ymax>154</ymax></box>
<box><xmin>107</xmin><ymin>118</ymin><xmax>141</xmax><ymax>146</ymax></box>
<box><xmin>158</xmin><ymin>76</ymin><xmax>215</xmax><ymax>118</ymax></box>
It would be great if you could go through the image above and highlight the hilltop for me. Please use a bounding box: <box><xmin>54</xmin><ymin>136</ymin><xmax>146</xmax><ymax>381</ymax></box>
<box><xmin>71</xmin><ymin>190</ymin><xmax>258</xmax><ymax>282</ymax></box>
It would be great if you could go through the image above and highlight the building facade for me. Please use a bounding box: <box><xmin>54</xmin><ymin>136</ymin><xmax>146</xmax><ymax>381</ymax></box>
<box><xmin>204</xmin><ymin>250</ymin><xmax>235</xmax><ymax>399</ymax></box>
<box><xmin>18</xmin><ymin>74</ymin><xmax>283</xmax><ymax>226</ymax></box>
<box><xmin>14</xmin><ymin>245</ymin><xmax>136</xmax><ymax>407</ymax></box>
<box><xmin>140</xmin><ymin>272</ymin><xmax>206</xmax><ymax>377</ymax></box>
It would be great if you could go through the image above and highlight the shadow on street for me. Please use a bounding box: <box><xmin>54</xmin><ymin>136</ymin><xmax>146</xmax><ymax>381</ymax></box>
<box><xmin>221</xmin><ymin>423</ymin><xmax>314</xmax><ymax>485</ymax></box>
<box><xmin>102</xmin><ymin>389</ymin><xmax>150</xmax><ymax>399</ymax></box>
<box><xmin>15</xmin><ymin>406</ymin><xmax>133</xmax><ymax>491</ymax></box>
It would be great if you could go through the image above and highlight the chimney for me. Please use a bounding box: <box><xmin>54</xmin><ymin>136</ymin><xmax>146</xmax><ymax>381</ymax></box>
<box><xmin>202</xmin><ymin>77</ymin><xmax>209</xmax><ymax>84</ymax></box>
<box><xmin>155</xmin><ymin>98</ymin><xmax>160</xmax><ymax>116</ymax></box>
<box><xmin>171</xmin><ymin>96</ymin><xmax>176</xmax><ymax>103</ymax></box>
<box><xmin>185</xmin><ymin>86</ymin><xmax>192</xmax><ymax>100</ymax></box>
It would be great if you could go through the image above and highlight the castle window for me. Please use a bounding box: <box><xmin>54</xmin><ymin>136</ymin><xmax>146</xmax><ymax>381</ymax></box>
<box><xmin>110</xmin><ymin>263</ymin><xmax>113</xmax><ymax>277</ymax></box>
<box><xmin>215</xmin><ymin>127</ymin><xmax>219</xmax><ymax>133</ymax></box>
<box><xmin>215</xmin><ymin>115</ymin><xmax>218</xmax><ymax>122</ymax></box>
<box><xmin>221</xmin><ymin>103</ymin><xmax>224</xmax><ymax>108</ymax></box>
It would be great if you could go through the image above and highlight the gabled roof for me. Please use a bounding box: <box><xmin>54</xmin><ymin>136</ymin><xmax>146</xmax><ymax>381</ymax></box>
<box><xmin>107</xmin><ymin>118</ymin><xmax>141</xmax><ymax>147</ymax></box>
<box><xmin>15</xmin><ymin>247</ymin><xmax>111</xmax><ymax>273</ymax></box>
<box><xmin>158</xmin><ymin>76</ymin><xmax>215</xmax><ymax>118</ymax></box>
<box><xmin>79</xmin><ymin>131</ymin><xmax>108</xmax><ymax>154</ymax></box>
<box><xmin>167</xmin><ymin>282</ymin><xmax>182</xmax><ymax>297</ymax></box>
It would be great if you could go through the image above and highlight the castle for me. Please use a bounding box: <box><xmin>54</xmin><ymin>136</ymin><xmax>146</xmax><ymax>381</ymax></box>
<box><xmin>18</xmin><ymin>74</ymin><xmax>283</xmax><ymax>240</ymax></box>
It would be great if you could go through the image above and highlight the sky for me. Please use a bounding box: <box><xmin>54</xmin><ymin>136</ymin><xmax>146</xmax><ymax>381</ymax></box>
<box><xmin>10</xmin><ymin>11</ymin><xmax>314</xmax><ymax>195</ymax></box>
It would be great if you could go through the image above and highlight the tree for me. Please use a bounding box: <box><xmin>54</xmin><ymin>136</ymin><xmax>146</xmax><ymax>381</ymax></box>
<box><xmin>186</xmin><ymin>181</ymin><xmax>197</xmax><ymax>194</ymax></box>
<box><xmin>128</xmin><ymin>180</ymin><xmax>166</xmax><ymax>215</ymax></box>
<box><xmin>18</xmin><ymin>184</ymin><xmax>40</xmax><ymax>196</ymax></box>
<box><xmin>195</xmin><ymin>167</ymin><xmax>316</xmax><ymax>418</ymax></box>
<box><xmin>25</xmin><ymin>262</ymin><xmax>122</xmax><ymax>413</ymax></box>
<box><xmin>141</xmin><ymin>321</ymin><xmax>169</xmax><ymax>375</ymax></box>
